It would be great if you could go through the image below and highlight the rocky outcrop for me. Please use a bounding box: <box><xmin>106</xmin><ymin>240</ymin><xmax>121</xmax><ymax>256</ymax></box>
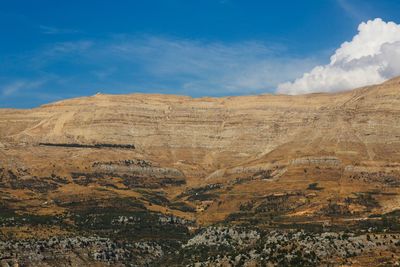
<box><xmin>178</xmin><ymin>227</ymin><xmax>400</xmax><ymax>266</ymax></box>
<box><xmin>290</xmin><ymin>157</ymin><xmax>341</xmax><ymax>166</ymax></box>
<box><xmin>93</xmin><ymin>160</ymin><xmax>185</xmax><ymax>180</ymax></box>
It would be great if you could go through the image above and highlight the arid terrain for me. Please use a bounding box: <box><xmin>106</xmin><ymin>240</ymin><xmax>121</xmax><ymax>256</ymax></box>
<box><xmin>1</xmin><ymin>77</ymin><xmax>400</xmax><ymax>266</ymax></box>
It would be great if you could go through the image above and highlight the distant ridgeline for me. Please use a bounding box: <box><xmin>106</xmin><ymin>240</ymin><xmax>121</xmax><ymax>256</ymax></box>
<box><xmin>38</xmin><ymin>143</ymin><xmax>135</xmax><ymax>149</ymax></box>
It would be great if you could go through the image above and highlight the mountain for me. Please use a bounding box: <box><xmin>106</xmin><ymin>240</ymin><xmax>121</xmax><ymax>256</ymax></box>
<box><xmin>1</xmin><ymin>77</ymin><xmax>400</xmax><ymax>266</ymax></box>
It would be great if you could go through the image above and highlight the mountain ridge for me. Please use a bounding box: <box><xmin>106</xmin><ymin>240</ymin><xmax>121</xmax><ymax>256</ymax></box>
<box><xmin>1</xmin><ymin>77</ymin><xmax>400</xmax><ymax>266</ymax></box>
<box><xmin>1</xmin><ymin>77</ymin><xmax>399</xmax><ymax>166</ymax></box>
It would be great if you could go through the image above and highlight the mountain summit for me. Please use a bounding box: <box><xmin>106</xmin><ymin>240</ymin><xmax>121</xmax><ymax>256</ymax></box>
<box><xmin>1</xmin><ymin>78</ymin><xmax>400</xmax><ymax>266</ymax></box>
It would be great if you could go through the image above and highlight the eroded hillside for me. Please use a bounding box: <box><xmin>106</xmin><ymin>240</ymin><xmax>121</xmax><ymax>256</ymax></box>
<box><xmin>1</xmin><ymin>77</ymin><xmax>400</xmax><ymax>266</ymax></box>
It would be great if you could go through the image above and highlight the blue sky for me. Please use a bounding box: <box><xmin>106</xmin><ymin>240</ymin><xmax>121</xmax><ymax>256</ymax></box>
<box><xmin>1</xmin><ymin>0</ymin><xmax>400</xmax><ymax>108</ymax></box>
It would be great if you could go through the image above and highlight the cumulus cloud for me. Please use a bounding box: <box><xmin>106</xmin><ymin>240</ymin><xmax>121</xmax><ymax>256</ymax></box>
<box><xmin>277</xmin><ymin>18</ymin><xmax>400</xmax><ymax>94</ymax></box>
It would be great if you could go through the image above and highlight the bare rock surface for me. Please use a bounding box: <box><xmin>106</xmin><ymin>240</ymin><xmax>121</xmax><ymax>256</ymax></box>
<box><xmin>1</xmin><ymin>77</ymin><xmax>400</xmax><ymax>266</ymax></box>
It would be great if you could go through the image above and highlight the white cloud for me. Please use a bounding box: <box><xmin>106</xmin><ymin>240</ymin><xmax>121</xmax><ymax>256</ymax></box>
<box><xmin>20</xmin><ymin>36</ymin><xmax>318</xmax><ymax>96</ymax></box>
<box><xmin>2</xmin><ymin>81</ymin><xmax>26</xmax><ymax>96</ymax></box>
<box><xmin>97</xmin><ymin>37</ymin><xmax>319</xmax><ymax>95</ymax></box>
<box><xmin>1</xmin><ymin>80</ymin><xmax>45</xmax><ymax>96</ymax></box>
<box><xmin>2</xmin><ymin>35</ymin><xmax>322</xmax><ymax>107</ymax></box>
<box><xmin>337</xmin><ymin>0</ymin><xmax>365</xmax><ymax>21</ymax></box>
<box><xmin>277</xmin><ymin>18</ymin><xmax>400</xmax><ymax>94</ymax></box>
<box><xmin>39</xmin><ymin>25</ymin><xmax>81</xmax><ymax>35</ymax></box>
<box><xmin>0</xmin><ymin>80</ymin><xmax>46</xmax><ymax>97</ymax></box>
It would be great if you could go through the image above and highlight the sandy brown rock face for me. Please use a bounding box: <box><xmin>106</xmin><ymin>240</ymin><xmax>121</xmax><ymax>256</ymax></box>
<box><xmin>1</xmin><ymin>77</ymin><xmax>400</xmax><ymax>202</ymax></box>
<box><xmin>2</xmin><ymin>77</ymin><xmax>400</xmax><ymax>168</ymax></box>
<box><xmin>1</xmin><ymin>78</ymin><xmax>400</xmax><ymax>266</ymax></box>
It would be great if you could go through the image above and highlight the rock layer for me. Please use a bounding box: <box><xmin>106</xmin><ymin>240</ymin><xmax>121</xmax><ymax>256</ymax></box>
<box><xmin>1</xmin><ymin>78</ymin><xmax>400</xmax><ymax>266</ymax></box>
<box><xmin>2</xmin><ymin>77</ymin><xmax>400</xmax><ymax>169</ymax></box>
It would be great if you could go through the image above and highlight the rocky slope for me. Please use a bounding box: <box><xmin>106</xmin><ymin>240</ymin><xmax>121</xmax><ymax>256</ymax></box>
<box><xmin>2</xmin><ymin>77</ymin><xmax>400</xmax><ymax>167</ymax></box>
<box><xmin>1</xmin><ymin>77</ymin><xmax>400</xmax><ymax>266</ymax></box>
